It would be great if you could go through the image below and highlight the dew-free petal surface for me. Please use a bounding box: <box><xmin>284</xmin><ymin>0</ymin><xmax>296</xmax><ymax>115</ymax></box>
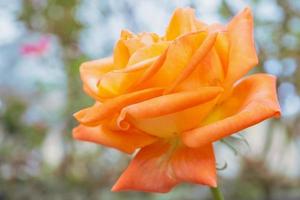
<box><xmin>112</xmin><ymin>141</ymin><xmax>179</xmax><ymax>192</ymax></box>
<box><xmin>73</xmin><ymin>125</ymin><xmax>157</xmax><ymax>154</ymax></box>
<box><xmin>225</xmin><ymin>7</ymin><xmax>258</xmax><ymax>86</ymax></box>
<box><xmin>74</xmin><ymin>88</ymin><xmax>164</xmax><ymax>126</ymax></box>
<box><xmin>117</xmin><ymin>87</ymin><xmax>223</xmax><ymax>137</ymax></box>
<box><xmin>112</xmin><ymin>141</ymin><xmax>216</xmax><ymax>192</ymax></box>
<box><xmin>165</xmin><ymin>8</ymin><xmax>206</xmax><ymax>40</ymax></box>
<box><xmin>171</xmin><ymin>143</ymin><xmax>217</xmax><ymax>187</ymax></box>
<box><xmin>80</xmin><ymin>57</ymin><xmax>114</xmax><ymax>100</ymax></box>
<box><xmin>182</xmin><ymin>74</ymin><xmax>281</xmax><ymax>147</ymax></box>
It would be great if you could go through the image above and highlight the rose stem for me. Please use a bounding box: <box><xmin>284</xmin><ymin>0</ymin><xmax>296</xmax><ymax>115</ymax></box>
<box><xmin>210</xmin><ymin>186</ymin><xmax>225</xmax><ymax>200</ymax></box>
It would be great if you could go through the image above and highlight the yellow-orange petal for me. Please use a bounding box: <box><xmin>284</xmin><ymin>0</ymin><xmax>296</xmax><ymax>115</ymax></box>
<box><xmin>102</xmin><ymin>42</ymin><xmax>169</xmax><ymax>95</ymax></box>
<box><xmin>214</xmin><ymin>31</ymin><xmax>229</xmax><ymax>76</ymax></box>
<box><xmin>138</xmin><ymin>31</ymin><xmax>208</xmax><ymax>90</ymax></box>
<box><xmin>175</xmin><ymin>47</ymin><xmax>224</xmax><ymax>92</ymax></box>
<box><xmin>114</xmin><ymin>31</ymin><xmax>160</xmax><ymax>68</ymax></box>
<box><xmin>83</xmin><ymin>85</ymin><xmax>102</xmax><ymax>101</ymax></box>
<box><xmin>117</xmin><ymin>87</ymin><xmax>223</xmax><ymax>137</ymax></box>
<box><xmin>113</xmin><ymin>40</ymin><xmax>130</xmax><ymax>68</ymax></box>
<box><xmin>225</xmin><ymin>7</ymin><xmax>258</xmax><ymax>85</ymax></box>
<box><xmin>72</xmin><ymin>125</ymin><xmax>157</xmax><ymax>154</ymax></box>
<box><xmin>127</xmin><ymin>42</ymin><xmax>169</xmax><ymax>66</ymax></box>
<box><xmin>123</xmin><ymin>32</ymin><xmax>159</xmax><ymax>56</ymax></box>
<box><xmin>165</xmin><ymin>8</ymin><xmax>206</xmax><ymax>40</ymax></box>
<box><xmin>182</xmin><ymin>74</ymin><xmax>281</xmax><ymax>148</ymax></box>
<box><xmin>98</xmin><ymin>43</ymin><xmax>168</xmax><ymax>98</ymax></box>
<box><xmin>80</xmin><ymin>57</ymin><xmax>114</xmax><ymax>100</ymax></box>
<box><xmin>98</xmin><ymin>67</ymin><xmax>159</xmax><ymax>99</ymax></box>
<box><xmin>164</xmin><ymin>32</ymin><xmax>218</xmax><ymax>94</ymax></box>
<box><xmin>171</xmin><ymin>144</ymin><xmax>217</xmax><ymax>187</ymax></box>
<box><xmin>112</xmin><ymin>140</ymin><xmax>217</xmax><ymax>193</ymax></box>
<box><xmin>74</xmin><ymin>87</ymin><xmax>164</xmax><ymax>126</ymax></box>
<box><xmin>204</xmin><ymin>23</ymin><xmax>228</xmax><ymax>81</ymax></box>
<box><xmin>119</xmin><ymin>87</ymin><xmax>222</xmax><ymax>120</ymax></box>
<box><xmin>127</xmin><ymin>47</ymin><xmax>168</xmax><ymax>91</ymax></box>
<box><xmin>114</xmin><ymin>56</ymin><xmax>157</xmax><ymax>73</ymax></box>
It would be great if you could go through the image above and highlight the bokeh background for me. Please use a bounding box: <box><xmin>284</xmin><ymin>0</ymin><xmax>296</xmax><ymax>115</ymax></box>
<box><xmin>1</xmin><ymin>0</ymin><xmax>300</xmax><ymax>199</ymax></box>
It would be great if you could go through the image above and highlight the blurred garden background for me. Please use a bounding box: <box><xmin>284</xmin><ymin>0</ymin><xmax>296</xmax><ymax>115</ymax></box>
<box><xmin>0</xmin><ymin>0</ymin><xmax>300</xmax><ymax>199</ymax></box>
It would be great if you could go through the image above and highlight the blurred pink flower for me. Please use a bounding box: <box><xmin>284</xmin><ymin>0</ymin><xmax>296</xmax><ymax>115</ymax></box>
<box><xmin>21</xmin><ymin>36</ymin><xmax>50</xmax><ymax>56</ymax></box>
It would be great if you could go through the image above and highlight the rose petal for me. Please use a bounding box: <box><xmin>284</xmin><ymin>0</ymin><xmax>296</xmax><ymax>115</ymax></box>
<box><xmin>127</xmin><ymin>42</ymin><xmax>169</xmax><ymax>66</ymax></box>
<box><xmin>182</xmin><ymin>74</ymin><xmax>281</xmax><ymax>147</ymax></box>
<box><xmin>123</xmin><ymin>32</ymin><xmax>159</xmax><ymax>56</ymax></box>
<box><xmin>74</xmin><ymin>87</ymin><xmax>164</xmax><ymax>126</ymax></box>
<box><xmin>114</xmin><ymin>31</ymin><xmax>161</xmax><ymax>68</ymax></box>
<box><xmin>165</xmin><ymin>8</ymin><xmax>206</xmax><ymax>40</ymax></box>
<box><xmin>113</xmin><ymin>40</ymin><xmax>130</xmax><ymax>68</ymax></box>
<box><xmin>117</xmin><ymin>87</ymin><xmax>223</xmax><ymax>137</ymax></box>
<box><xmin>127</xmin><ymin>48</ymin><xmax>168</xmax><ymax>91</ymax></box>
<box><xmin>98</xmin><ymin>42</ymin><xmax>169</xmax><ymax>98</ymax></box>
<box><xmin>176</xmin><ymin>47</ymin><xmax>224</xmax><ymax>92</ymax></box>
<box><xmin>114</xmin><ymin>57</ymin><xmax>157</xmax><ymax>73</ymax></box>
<box><xmin>72</xmin><ymin>125</ymin><xmax>157</xmax><ymax>154</ymax></box>
<box><xmin>164</xmin><ymin>32</ymin><xmax>218</xmax><ymax>94</ymax></box>
<box><xmin>225</xmin><ymin>7</ymin><xmax>258</xmax><ymax>85</ymax></box>
<box><xmin>98</xmin><ymin>68</ymin><xmax>154</xmax><ymax>98</ymax></box>
<box><xmin>112</xmin><ymin>141</ymin><xmax>179</xmax><ymax>192</ymax></box>
<box><xmin>112</xmin><ymin>140</ymin><xmax>216</xmax><ymax>192</ymax></box>
<box><xmin>80</xmin><ymin>57</ymin><xmax>114</xmax><ymax>100</ymax></box>
<box><xmin>138</xmin><ymin>31</ymin><xmax>208</xmax><ymax>89</ymax></box>
<box><xmin>171</xmin><ymin>143</ymin><xmax>217</xmax><ymax>187</ymax></box>
<box><xmin>214</xmin><ymin>31</ymin><xmax>229</xmax><ymax>75</ymax></box>
<box><xmin>119</xmin><ymin>87</ymin><xmax>223</xmax><ymax>119</ymax></box>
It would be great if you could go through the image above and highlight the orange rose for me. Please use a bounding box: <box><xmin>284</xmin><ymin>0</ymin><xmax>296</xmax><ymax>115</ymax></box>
<box><xmin>73</xmin><ymin>7</ymin><xmax>281</xmax><ymax>193</ymax></box>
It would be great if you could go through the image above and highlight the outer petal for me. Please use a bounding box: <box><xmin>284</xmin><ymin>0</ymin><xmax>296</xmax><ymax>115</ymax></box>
<box><xmin>74</xmin><ymin>87</ymin><xmax>164</xmax><ymax>126</ymax></box>
<box><xmin>225</xmin><ymin>7</ymin><xmax>258</xmax><ymax>85</ymax></box>
<box><xmin>112</xmin><ymin>141</ymin><xmax>217</xmax><ymax>193</ymax></box>
<box><xmin>119</xmin><ymin>87</ymin><xmax>222</xmax><ymax>120</ymax></box>
<box><xmin>80</xmin><ymin>57</ymin><xmax>114</xmax><ymax>100</ymax></box>
<box><xmin>171</xmin><ymin>144</ymin><xmax>217</xmax><ymax>187</ymax></box>
<box><xmin>112</xmin><ymin>141</ymin><xmax>179</xmax><ymax>193</ymax></box>
<box><xmin>117</xmin><ymin>87</ymin><xmax>223</xmax><ymax>138</ymax></box>
<box><xmin>165</xmin><ymin>8</ymin><xmax>206</xmax><ymax>40</ymax></box>
<box><xmin>182</xmin><ymin>74</ymin><xmax>281</xmax><ymax>148</ymax></box>
<box><xmin>72</xmin><ymin>125</ymin><xmax>157</xmax><ymax>154</ymax></box>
